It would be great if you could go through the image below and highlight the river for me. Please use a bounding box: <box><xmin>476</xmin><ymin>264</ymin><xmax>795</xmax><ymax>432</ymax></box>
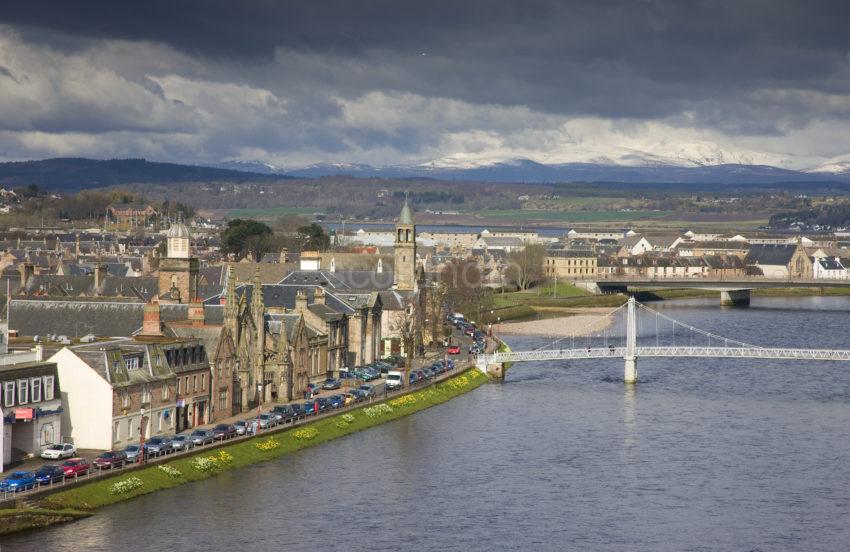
<box><xmin>6</xmin><ymin>297</ymin><xmax>850</xmax><ymax>551</ymax></box>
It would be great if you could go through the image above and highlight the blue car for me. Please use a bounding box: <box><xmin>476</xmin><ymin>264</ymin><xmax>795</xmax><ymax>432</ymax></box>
<box><xmin>303</xmin><ymin>400</ymin><xmax>317</xmax><ymax>416</ymax></box>
<box><xmin>329</xmin><ymin>394</ymin><xmax>345</xmax><ymax>408</ymax></box>
<box><xmin>0</xmin><ymin>471</ymin><xmax>38</xmax><ymax>492</ymax></box>
<box><xmin>34</xmin><ymin>465</ymin><xmax>66</xmax><ymax>485</ymax></box>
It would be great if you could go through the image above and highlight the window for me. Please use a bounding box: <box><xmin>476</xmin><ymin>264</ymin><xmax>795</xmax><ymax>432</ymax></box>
<box><xmin>43</xmin><ymin>375</ymin><xmax>54</xmax><ymax>401</ymax></box>
<box><xmin>113</xmin><ymin>421</ymin><xmax>120</xmax><ymax>442</ymax></box>
<box><xmin>201</xmin><ymin>374</ymin><xmax>206</xmax><ymax>390</ymax></box>
<box><xmin>156</xmin><ymin>412</ymin><xmax>162</xmax><ymax>431</ymax></box>
<box><xmin>177</xmin><ymin>377</ymin><xmax>181</xmax><ymax>394</ymax></box>
<box><xmin>3</xmin><ymin>381</ymin><xmax>15</xmax><ymax>407</ymax></box>
<box><xmin>185</xmin><ymin>376</ymin><xmax>189</xmax><ymax>393</ymax></box>
<box><xmin>128</xmin><ymin>419</ymin><xmax>134</xmax><ymax>438</ymax></box>
<box><xmin>161</xmin><ymin>382</ymin><xmax>169</xmax><ymax>400</ymax></box>
<box><xmin>17</xmin><ymin>379</ymin><xmax>29</xmax><ymax>404</ymax></box>
<box><xmin>141</xmin><ymin>385</ymin><xmax>151</xmax><ymax>403</ymax></box>
<box><xmin>218</xmin><ymin>390</ymin><xmax>228</xmax><ymax>411</ymax></box>
<box><xmin>30</xmin><ymin>377</ymin><xmax>42</xmax><ymax>403</ymax></box>
<box><xmin>122</xmin><ymin>391</ymin><xmax>129</xmax><ymax>408</ymax></box>
<box><xmin>193</xmin><ymin>375</ymin><xmax>197</xmax><ymax>392</ymax></box>
<box><xmin>125</xmin><ymin>356</ymin><xmax>139</xmax><ymax>370</ymax></box>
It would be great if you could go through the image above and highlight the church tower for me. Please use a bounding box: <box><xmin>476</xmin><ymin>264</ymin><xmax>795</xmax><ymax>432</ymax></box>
<box><xmin>394</xmin><ymin>195</ymin><xmax>416</xmax><ymax>291</ymax></box>
<box><xmin>158</xmin><ymin>217</ymin><xmax>199</xmax><ymax>303</ymax></box>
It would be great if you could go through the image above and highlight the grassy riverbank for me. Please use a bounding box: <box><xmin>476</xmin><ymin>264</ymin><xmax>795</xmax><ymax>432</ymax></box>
<box><xmin>486</xmin><ymin>285</ymin><xmax>850</xmax><ymax>323</ymax></box>
<box><xmin>0</xmin><ymin>508</ymin><xmax>91</xmax><ymax>536</ymax></box>
<box><xmin>37</xmin><ymin>368</ymin><xmax>488</xmax><ymax>514</ymax></box>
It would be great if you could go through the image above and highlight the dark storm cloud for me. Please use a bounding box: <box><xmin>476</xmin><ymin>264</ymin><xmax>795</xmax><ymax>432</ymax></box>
<box><xmin>4</xmin><ymin>0</ymin><xmax>850</xmax><ymax>124</ymax></box>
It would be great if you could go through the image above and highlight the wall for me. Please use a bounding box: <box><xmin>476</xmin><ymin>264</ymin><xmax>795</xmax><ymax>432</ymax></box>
<box><xmin>50</xmin><ymin>348</ymin><xmax>113</xmax><ymax>450</ymax></box>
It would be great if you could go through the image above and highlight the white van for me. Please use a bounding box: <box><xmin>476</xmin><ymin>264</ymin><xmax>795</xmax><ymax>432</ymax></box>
<box><xmin>385</xmin><ymin>370</ymin><xmax>403</xmax><ymax>390</ymax></box>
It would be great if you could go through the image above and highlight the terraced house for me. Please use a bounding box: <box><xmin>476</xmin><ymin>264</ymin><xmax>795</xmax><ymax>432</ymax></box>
<box><xmin>48</xmin><ymin>335</ymin><xmax>210</xmax><ymax>451</ymax></box>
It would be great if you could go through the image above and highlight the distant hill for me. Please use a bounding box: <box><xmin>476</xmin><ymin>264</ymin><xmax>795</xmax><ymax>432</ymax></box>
<box><xmin>288</xmin><ymin>159</ymin><xmax>850</xmax><ymax>185</ymax></box>
<box><xmin>0</xmin><ymin>158</ymin><xmax>289</xmax><ymax>190</ymax></box>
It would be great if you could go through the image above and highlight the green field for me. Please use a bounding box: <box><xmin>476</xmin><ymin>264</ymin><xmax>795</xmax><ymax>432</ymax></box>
<box><xmin>225</xmin><ymin>206</ymin><xmax>324</xmax><ymax>219</ymax></box>
<box><xmin>474</xmin><ymin>209</ymin><xmax>672</xmax><ymax>222</ymax></box>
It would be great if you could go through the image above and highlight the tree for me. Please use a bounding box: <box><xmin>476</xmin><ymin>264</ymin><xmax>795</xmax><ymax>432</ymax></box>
<box><xmin>424</xmin><ymin>280</ymin><xmax>448</xmax><ymax>348</ymax></box>
<box><xmin>440</xmin><ymin>257</ymin><xmax>492</xmax><ymax>323</ymax></box>
<box><xmin>505</xmin><ymin>242</ymin><xmax>546</xmax><ymax>290</ymax></box>
<box><xmin>389</xmin><ymin>297</ymin><xmax>419</xmax><ymax>388</ymax></box>
<box><xmin>221</xmin><ymin>219</ymin><xmax>274</xmax><ymax>260</ymax></box>
<box><xmin>297</xmin><ymin>222</ymin><xmax>331</xmax><ymax>251</ymax></box>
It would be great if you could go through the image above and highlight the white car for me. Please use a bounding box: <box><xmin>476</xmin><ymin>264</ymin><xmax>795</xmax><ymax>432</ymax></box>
<box><xmin>385</xmin><ymin>371</ymin><xmax>403</xmax><ymax>390</ymax></box>
<box><xmin>40</xmin><ymin>443</ymin><xmax>76</xmax><ymax>460</ymax></box>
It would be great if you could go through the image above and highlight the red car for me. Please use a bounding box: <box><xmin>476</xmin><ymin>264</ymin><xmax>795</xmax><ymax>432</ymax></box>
<box><xmin>61</xmin><ymin>458</ymin><xmax>91</xmax><ymax>478</ymax></box>
<box><xmin>447</xmin><ymin>345</ymin><xmax>461</xmax><ymax>355</ymax></box>
<box><xmin>93</xmin><ymin>451</ymin><xmax>127</xmax><ymax>469</ymax></box>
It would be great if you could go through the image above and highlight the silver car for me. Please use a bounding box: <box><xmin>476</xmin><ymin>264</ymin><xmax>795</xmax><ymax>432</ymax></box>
<box><xmin>170</xmin><ymin>434</ymin><xmax>196</xmax><ymax>451</ymax></box>
<box><xmin>189</xmin><ymin>429</ymin><xmax>215</xmax><ymax>446</ymax></box>
<box><xmin>40</xmin><ymin>443</ymin><xmax>76</xmax><ymax>460</ymax></box>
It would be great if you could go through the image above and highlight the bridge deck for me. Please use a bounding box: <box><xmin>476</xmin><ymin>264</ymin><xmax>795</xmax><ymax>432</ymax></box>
<box><xmin>479</xmin><ymin>346</ymin><xmax>850</xmax><ymax>365</ymax></box>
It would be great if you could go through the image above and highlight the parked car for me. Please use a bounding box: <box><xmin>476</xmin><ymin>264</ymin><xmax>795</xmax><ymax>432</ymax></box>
<box><xmin>170</xmin><ymin>434</ymin><xmax>196</xmax><ymax>451</ymax></box>
<box><xmin>303</xmin><ymin>400</ymin><xmax>317</xmax><ymax>416</ymax></box>
<box><xmin>349</xmin><ymin>389</ymin><xmax>366</xmax><ymax>401</ymax></box>
<box><xmin>374</xmin><ymin>361</ymin><xmax>393</xmax><ymax>374</ymax></box>
<box><xmin>322</xmin><ymin>378</ymin><xmax>341</xmax><ymax>390</ymax></box>
<box><xmin>233</xmin><ymin>420</ymin><xmax>252</xmax><ymax>435</ymax></box>
<box><xmin>94</xmin><ymin>451</ymin><xmax>128</xmax><ymax>469</ymax></box>
<box><xmin>212</xmin><ymin>424</ymin><xmax>238</xmax><ymax>440</ymax></box>
<box><xmin>409</xmin><ymin>372</ymin><xmax>419</xmax><ymax>385</ymax></box>
<box><xmin>61</xmin><ymin>458</ymin><xmax>91</xmax><ymax>478</ymax></box>
<box><xmin>305</xmin><ymin>382</ymin><xmax>321</xmax><ymax>397</ymax></box>
<box><xmin>40</xmin><ymin>443</ymin><xmax>76</xmax><ymax>460</ymax></box>
<box><xmin>257</xmin><ymin>413</ymin><xmax>276</xmax><ymax>429</ymax></box>
<box><xmin>343</xmin><ymin>392</ymin><xmax>358</xmax><ymax>406</ymax></box>
<box><xmin>316</xmin><ymin>397</ymin><xmax>332</xmax><ymax>412</ymax></box>
<box><xmin>358</xmin><ymin>384</ymin><xmax>375</xmax><ymax>398</ymax></box>
<box><xmin>189</xmin><ymin>429</ymin><xmax>216</xmax><ymax>446</ymax></box>
<box><xmin>0</xmin><ymin>471</ymin><xmax>37</xmax><ymax>492</ymax></box>
<box><xmin>329</xmin><ymin>394</ymin><xmax>345</xmax><ymax>408</ymax></box>
<box><xmin>271</xmin><ymin>405</ymin><xmax>297</xmax><ymax>423</ymax></box>
<box><xmin>386</xmin><ymin>370</ymin><xmax>404</xmax><ymax>390</ymax></box>
<box><xmin>34</xmin><ymin>465</ymin><xmax>66</xmax><ymax>485</ymax></box>
<box><xmin>144</xmin><ymin>437</ymin><xmax>173</xmax><ymax>456</ymax></box>
<box><xmin>447</xmin><ymin>345</ymin><xmax>461</xmax><ymax>355</ymax></box>
<box><xmin>123</xmin><ymin>444</ymin><xmax>143</xmax><ymax>463</ymax></box>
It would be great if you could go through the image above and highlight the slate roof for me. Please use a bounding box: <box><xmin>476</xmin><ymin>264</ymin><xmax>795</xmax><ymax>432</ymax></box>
<box><xmin>744</xmin><ymin>244</ymin><xmax>798</xmax><ymax>266</ymax></box>
<box><xmin>10</xmin><ymin>298</ymin><xmax>223</xmax><ymax>337</ymax></box>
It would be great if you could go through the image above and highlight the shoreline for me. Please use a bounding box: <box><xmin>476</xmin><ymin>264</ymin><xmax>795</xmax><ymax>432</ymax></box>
<box><xmin>497</xmin><ymin>308</ymin><xmax>615</xmax><ymax>337</ymax></box>
<box><xmin>3</xmin><ymin>367</ymin><xmax>489</xmax><ymax>536</ymax></box>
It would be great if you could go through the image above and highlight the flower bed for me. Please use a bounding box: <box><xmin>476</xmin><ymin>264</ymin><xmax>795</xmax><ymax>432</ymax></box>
<box><xmin>363</xmin><ymin>403</ymin><xmax>393</xmax><ymax>418</ymax></box>
<box><xmin>109</xmin><ymin>476</ymin><xmax>143</xmax><ymax>495</ymax></box>
<box><xmin>157</xmin><ymin>465</ymin><xmax>182</xmax><ymax>479</ymax></box>
<box><xmin>292</xmin><ymin>427</ymin><xmax>318</xmax><ymax>440</ymax></box>
<box><xmin>255</xmin><ymin>438</ymin><xmax>281</xmax><ymax>452</ymax></box>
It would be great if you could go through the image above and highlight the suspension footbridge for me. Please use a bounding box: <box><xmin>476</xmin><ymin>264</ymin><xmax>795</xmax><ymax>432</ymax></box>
<box><xmin>476</xmin><ymin>297</ymin><xmax>850</xmax><ymax>383</ymax></box>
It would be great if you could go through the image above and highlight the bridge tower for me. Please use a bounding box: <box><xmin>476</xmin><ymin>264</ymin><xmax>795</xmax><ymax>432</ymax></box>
<box><xmin>624</xmin><ymin>296</ymin><xmax>637</xmax><ymax>384</ymax></box>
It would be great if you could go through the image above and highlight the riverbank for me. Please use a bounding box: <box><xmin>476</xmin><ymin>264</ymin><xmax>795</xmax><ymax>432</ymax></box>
<box><xmin>486</xmin><ymin>285</ymin><xmax>850</xmax><ymax>324</ymax></box>
<box><xmin>0</xmin><ymin>508</ymin><xmax>91</xmax><ymax>536</ymax></box>
<box><xmin>497</xmin><ymin>308</ymin><xmax>615</xmax><ymax>337</ymax></box>
<box><xmin>10</xmin><ymin>368</ymin><xmax>488</xmax><ymax>534</ymax></box>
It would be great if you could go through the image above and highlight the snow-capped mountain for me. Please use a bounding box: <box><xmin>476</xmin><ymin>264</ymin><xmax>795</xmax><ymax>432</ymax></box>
<box><xmin>203</xmin><ymin>160</ymin><xmax>285</xmax><ymax>175</ymax></box>
<box><xmin>805</xmin><ymin>156</ymin><xmax>850</xmax><ymax>175</ymax></box>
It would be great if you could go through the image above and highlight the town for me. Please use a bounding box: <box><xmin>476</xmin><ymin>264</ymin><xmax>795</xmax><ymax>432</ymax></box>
<box><xmin>1</xmin><ymin>192</ymin><xmax>849</xmax><ymax>484</ymax></box>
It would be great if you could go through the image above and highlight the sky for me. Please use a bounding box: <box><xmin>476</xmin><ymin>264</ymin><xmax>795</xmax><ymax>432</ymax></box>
<box><xmin>1</xmin><ymin>0</ymin><xmax>849</xmax><ymax>170</ymax></box>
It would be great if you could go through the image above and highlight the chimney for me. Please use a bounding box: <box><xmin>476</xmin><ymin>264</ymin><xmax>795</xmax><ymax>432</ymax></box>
<box><xmin>279</xmin><ymin>248</ymin><xmax>288</xmax><ymax>264</ymax></box>
<box><xmin>142</xmin><ymin>299</ymin><xmax>163</xmax><ymax>336</ymax></box>
<box><xmin>314</xmin><ymin>286</ymin><xmax>326</xmax><ymax>305</ymax></box>
<box><xmin>94</xmin><ymin>263</ymin><xmax>107</xmax><ymax>289</ymax></box>
<box><xmin>188</xmin><ymin>299</ymin><xmax>205</xmax><ymax>327</ymax></box>
<box><xmin>19</xmin><ymin>262</ymin><xmax>34</xmax><ymax>288</ymax></box>
<box><xmin>295</xmin><ymin>289</ymin><xmax>308</xmax><ymax>312</ymax></box>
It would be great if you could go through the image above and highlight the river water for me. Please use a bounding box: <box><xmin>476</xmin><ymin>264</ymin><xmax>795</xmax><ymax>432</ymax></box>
<box><xmin>6</xmin><ymin>297</ymin><xmax>850</xmax><ymax>551</ymax></box>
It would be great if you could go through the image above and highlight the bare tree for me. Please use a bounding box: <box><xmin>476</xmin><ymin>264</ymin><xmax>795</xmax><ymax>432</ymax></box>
<box><xmin>389</xmin><ymin>297</ymin><xmax>419</xmax><ymax>388</ymax></box>
<box><xmin>505</xmin><ymin>242</ymin><xmax>546</xmax><ymax>290</ymax></box>
<box><xmin>424</xmin><ymin>279</ymin><xmax>448</xmax><ymax>348</ymax></box>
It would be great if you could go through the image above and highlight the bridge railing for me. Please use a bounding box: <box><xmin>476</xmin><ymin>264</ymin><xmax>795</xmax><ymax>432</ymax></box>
<box><xmin>479</xmin><ymin>346</ymin><xmax>850</xmax><ymax>365</ymax></box>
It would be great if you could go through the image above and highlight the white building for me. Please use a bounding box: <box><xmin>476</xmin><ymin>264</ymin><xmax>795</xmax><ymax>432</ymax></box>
<box><xmin>812</xmin><ymin>256</ymin><xmax>848</xmax><ymax>279</ymax></box>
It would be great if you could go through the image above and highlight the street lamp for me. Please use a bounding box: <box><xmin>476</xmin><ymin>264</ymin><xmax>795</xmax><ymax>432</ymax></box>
<box><xmin>139</xmin><ymin>407</ymin><xmax>147</xmax><ymax>465</ymax></box>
